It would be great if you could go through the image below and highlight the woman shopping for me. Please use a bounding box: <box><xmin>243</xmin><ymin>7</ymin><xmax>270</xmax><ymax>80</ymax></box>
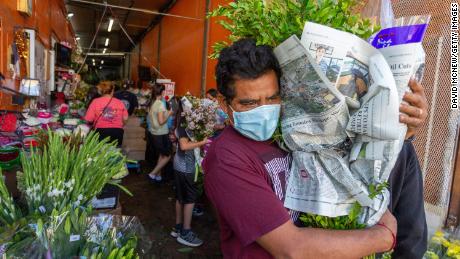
<box><xmin>148</xmin><ymin>84</ymin><xmax>173</xmax><ymax>182</ymax></box>
<box><xmin>84</xmin><ymin>81</ymin><xmax>128</xmax><ymax>146</ymax></box>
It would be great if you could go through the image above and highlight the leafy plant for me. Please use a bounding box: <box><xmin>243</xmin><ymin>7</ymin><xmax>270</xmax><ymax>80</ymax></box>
<box><xmin>299</xmin><ymin>181</ymin><xmax>391</xmax><ymax>259</ymax></box>
<box><xmin>0</xmin><ymin>171</ymin><xmax>21</xmax><ymax>226</ymax></box>
<box><xmin>18</xmin><ymin>131</ymin><xmax>131</xmax><ymax>215</ymax></box>
<box><xmin>208</xmin><ymin>0</ymin><xmax>379</xmax><ymax>58</ymax></box>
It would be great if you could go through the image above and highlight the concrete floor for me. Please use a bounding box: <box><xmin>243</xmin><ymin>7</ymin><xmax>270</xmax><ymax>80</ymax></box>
<box><xmin>119</xmin><ymin>166</ymin><xmax>222</xmax><ymax>259</ymax></box>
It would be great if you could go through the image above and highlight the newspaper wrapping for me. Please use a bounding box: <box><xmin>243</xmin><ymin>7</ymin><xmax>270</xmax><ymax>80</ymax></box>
<box><xmin>276</xmin><ymin>19</ymin><xmax>427</xmax><ymax>225</ymax></box>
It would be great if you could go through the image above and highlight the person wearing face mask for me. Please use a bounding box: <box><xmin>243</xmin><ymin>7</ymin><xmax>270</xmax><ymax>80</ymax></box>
<box><xmin>203</xmin><ymin>39</ymin><xmax>428</xmax><ymax>258</ymax></box>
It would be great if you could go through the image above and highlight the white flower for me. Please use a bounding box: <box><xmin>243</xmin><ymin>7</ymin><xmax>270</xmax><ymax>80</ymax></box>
<box><xmin>57</xmin><ymin>189</ymin><xmax>64</xmax><ymax>196</ymax></box>
<box><xmin>77</xmin><ymin>194</ymin><xmax>83</xmax><ymax>201</ymax></box>
<box><xmin>64</xmin><ymin>180</ymin><xmax>74</xmax><ymax>189</ymax></box>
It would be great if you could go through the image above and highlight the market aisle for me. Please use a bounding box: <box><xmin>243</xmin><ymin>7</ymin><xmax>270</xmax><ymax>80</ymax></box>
<box><xmin>120</xmin><ymin>165</ymin><xmax>222</xmax><ymax>258</ymax></box>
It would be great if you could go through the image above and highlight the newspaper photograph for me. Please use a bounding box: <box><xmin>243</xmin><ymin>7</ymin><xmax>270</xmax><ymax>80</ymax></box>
<box><xmin>274</xmin><ymin>35</ymin><xmax>348</xmax><ymax>152</ymax></box>
<box><xmin>300</xmin><ymin>22</ymin><xmax>351</xmax><ymax>84</ymax></box>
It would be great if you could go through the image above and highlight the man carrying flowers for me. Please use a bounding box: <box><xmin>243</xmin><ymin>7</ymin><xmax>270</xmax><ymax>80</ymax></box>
<box><xmin>203</xmin><ymin>39</ymin><xmax>398</xmax><ymax>258</ymax></box>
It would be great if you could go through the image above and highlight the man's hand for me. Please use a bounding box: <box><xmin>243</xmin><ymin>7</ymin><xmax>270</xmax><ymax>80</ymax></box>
<box><xmin>399</xmin><ymin>79</ymin><xmax>428</xmax><ymax>139</ymax></box>
<box><xmin>374</xmin><ymin>210</ymin><xmax>397</xmax><ymax>252</ymax></box>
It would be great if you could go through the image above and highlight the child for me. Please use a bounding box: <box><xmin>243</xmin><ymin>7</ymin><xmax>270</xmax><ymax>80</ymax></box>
<box><xmin>170</xmin><ymin>102</ymin><xmax>208</xmax><ymax>247</ymax></box>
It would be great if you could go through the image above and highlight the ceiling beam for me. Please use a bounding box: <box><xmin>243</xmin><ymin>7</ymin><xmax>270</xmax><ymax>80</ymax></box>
<box><xmin>68</xmin><ymin>0</ymin><xmax>198</xmax><ymax>20</ymax></box>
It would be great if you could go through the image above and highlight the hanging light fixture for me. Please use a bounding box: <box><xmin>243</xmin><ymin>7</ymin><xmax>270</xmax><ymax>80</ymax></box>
<box><xmin>101</xmin><ymin>60</ymin><xmax>104</xmax><ymax>64</ymax></box>
<box><xmin>103</xmin><ymin>48</ymin><xmax>107</xmax><ymax>54</ymax></box>
<box><xmin>76</xmin><ymin>37</ymin><xmax>81</xmax><ymax>40</ymax></box>
<box><xmin>105</xmin><ymin>38</ymin><xmax>110</xmax><ymax>46</ymax></box>
<box><xmin>108</xmin><ymin>18</ymin><xmax>114</xmax><ymax>32</ymax></box>
<box><xmin>67</xmin><ymin>12</ymin><xmax>74</xmax><ymax>18</ymax></box>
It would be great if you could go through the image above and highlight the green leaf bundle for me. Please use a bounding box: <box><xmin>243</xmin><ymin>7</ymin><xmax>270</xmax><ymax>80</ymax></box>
<box><xmin>208</xmin><ymin>0</ymin><xmax>379</xmax><ymax>58</ymax></box>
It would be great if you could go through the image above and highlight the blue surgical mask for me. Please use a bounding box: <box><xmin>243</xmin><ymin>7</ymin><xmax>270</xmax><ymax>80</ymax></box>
<box><xmin>217</xmin><ymin>108</ymin><xmax>228</xmax><ymax>120</ymax></box>
<box><xmin>231</xmin><ymin>104</ymin><xmax>281</xmax><ymax>141</ymax></box>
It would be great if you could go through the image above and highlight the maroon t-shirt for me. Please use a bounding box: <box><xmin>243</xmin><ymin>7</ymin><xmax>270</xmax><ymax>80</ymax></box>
<box><xmin>203</xmin><ymin>127</ymin><xmax>292</xmax><ymax>259</ymax></box>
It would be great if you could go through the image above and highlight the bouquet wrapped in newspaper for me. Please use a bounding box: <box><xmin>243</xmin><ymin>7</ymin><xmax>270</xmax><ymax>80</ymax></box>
<box><xmin>181</xmin><ymin>95</ymin><xmax>218</xmax><ymax>181</ymax></box>
<box><xmin>276</xmin><ymin>16</ymin><xmax>429</xmax><ymax>227</ymax></box>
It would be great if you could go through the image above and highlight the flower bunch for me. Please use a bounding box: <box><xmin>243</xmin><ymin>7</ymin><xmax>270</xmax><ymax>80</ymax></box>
<box><xmin>425</xmin><ymin>230</ymin><xmax>460</xmax><ymax>259</ymax></box>
<box><xmin>182</xmin><ymin>97</ymin><xmax>218</xmax><ymax>141</ymax></box>
<box><xmin>3</xmin><ymin>206</ymin><xmax>146</xmax><ymax>258</ymax></box>
<box><xmin>18</xmin><ymin>130</ymin><xmax>130</xmax><ymax>215</ymax></box>
<box><xmin>0</xmin><ymin>172</ymin><xmax>21</xmax><ymax>226</ymax></box>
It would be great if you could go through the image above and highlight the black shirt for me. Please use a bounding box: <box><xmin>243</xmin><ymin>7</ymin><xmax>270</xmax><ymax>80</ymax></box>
<box><xmin>114</xmin><ymin>90</ymin><xmax>138</xmax><ymax>115</ymax></box>
<box><xmin>388</xmin><ymin>140</ymin><xmax>427</xmax><ymax>259</ymax></box>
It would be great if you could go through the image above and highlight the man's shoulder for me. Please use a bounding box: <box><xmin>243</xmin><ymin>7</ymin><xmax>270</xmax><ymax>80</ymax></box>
<box><xmin>210</xmin><ymin>127</ymin><xmax>252</xmax><ymax>154</ymax></box>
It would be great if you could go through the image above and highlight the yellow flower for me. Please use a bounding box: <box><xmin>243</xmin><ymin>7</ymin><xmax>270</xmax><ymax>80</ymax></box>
<box><xmin>434</xmin><ymin>231</ymin><xmax>444</xmax><ymax>238</ymax></box>
<box><xmin>447</xmin><ymin>244</ymin><xmax>460</xmax><ymax>256</ymax></box>
<box><xmin>432</xmin><ymin>236</ymin><xmax>445</xmax><ymax>245</ymax></box>
<box><xmin>442</xmin><ymin>239</ymin><xmax>452</xmax><ymax>247</ymax></box>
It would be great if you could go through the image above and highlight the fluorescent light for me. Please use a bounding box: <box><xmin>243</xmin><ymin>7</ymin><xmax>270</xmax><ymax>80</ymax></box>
<box><xmin>103</xmin><ymin>48</ymin><xmax>107</xmax><ymax>54</ymax></box>
<box><xmin>67</xmin><ymin>13</ymin><xmax>74</xmax><ymax>18</ymax></box>
<box><xmin>101</xmin><ymin>60</ymin><xmax>104</xmax><ymax>64</ymax></box>
<box><xmin>105</xmin><ymin>38</ymin><xmax>109</xmax><ymax>46</ymax></box>
<box><xmin>86</xmin><ymin>52</ymin><xmax>125</xmax><ymax>56</ymax></box>
<box><xmin>76</xmin><ymin>37</ymin><xmax>80</xmax><ymax>40</ymax></box>
<box><xmin>108</xmin><ymin>18</ymin><xmax>114</xmax><ymax>32</ymax></box>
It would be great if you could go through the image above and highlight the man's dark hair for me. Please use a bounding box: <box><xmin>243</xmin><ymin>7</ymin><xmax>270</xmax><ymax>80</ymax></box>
<box><xmin>215</xmin><ymin>38</ymin><xmax>281</xmax><ymax>102</ymax></box>
<box><xmin>0</xmin><ymin>72</ymin><xmax>5</xmax><ymax>80</ymax></box>
<box><xmin>206</xmin><ymin>88</ymin><xmax>218</xmax><ymax>98</ymax></box>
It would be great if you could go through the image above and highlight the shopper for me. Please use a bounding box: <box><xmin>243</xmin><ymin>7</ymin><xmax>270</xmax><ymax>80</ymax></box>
<box><xmin>114</xmin><ymin>82</ymin><xmax>138</xmax><ymax>115</ymax></box>
<box><xmin>206</xmin><ymin>88</ymin><xmax>227</xmax><ymax>135</ymax></box>
<box><xmin>204</xmin><ymin>38</ymin><xmax>429</xmax><ymax>258</ymax></box>
<box><xmin>205</xmin><ymin>88</ymin><xmax>218</xmax><ymax>101</ymax></box>
<box><xmin>84</xmin><ymin>81</ymin><xmax>128</xmax><ymax>146</ymax></box>
<box><xmin>170</xmin><ymin>101</ymin><xmax>207</xmax><ymax>247</ymax></box>
<box><xmin>147</xmin><ymin>84</ymin><xmax>173</xmax><ymax>182</ymax></box>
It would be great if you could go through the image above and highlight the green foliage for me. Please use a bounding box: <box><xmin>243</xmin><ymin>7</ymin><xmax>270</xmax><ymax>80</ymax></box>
<box><xmin>18</xmin><ymin>130</ymin><xmax>129</xmax><ymax>215</ymax></box>
<box><xmin>299</xmin><ymin>182</ymin><xmax>389</xmax><ymax>230</ymax></box>
<box><xmin>299</xmin><ymin>202</ymin><xmax>366</xmax><ymax>230</ymax></box>
<box><xmin>208</xmin><ymin>0</ymin><xmax>379</xmax><ymax>58</ymax></box>
<box><xmin>0</xmin><ymin>170</ymin><xmax>21</xmax><ymax>226</ymax></box>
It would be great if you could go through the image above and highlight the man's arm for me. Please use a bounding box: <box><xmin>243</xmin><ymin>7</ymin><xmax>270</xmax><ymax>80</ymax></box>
<box><xmin>257</xmin><ymin>210</ymin><xmax>396</xmax><ymax>259</ymax></box>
